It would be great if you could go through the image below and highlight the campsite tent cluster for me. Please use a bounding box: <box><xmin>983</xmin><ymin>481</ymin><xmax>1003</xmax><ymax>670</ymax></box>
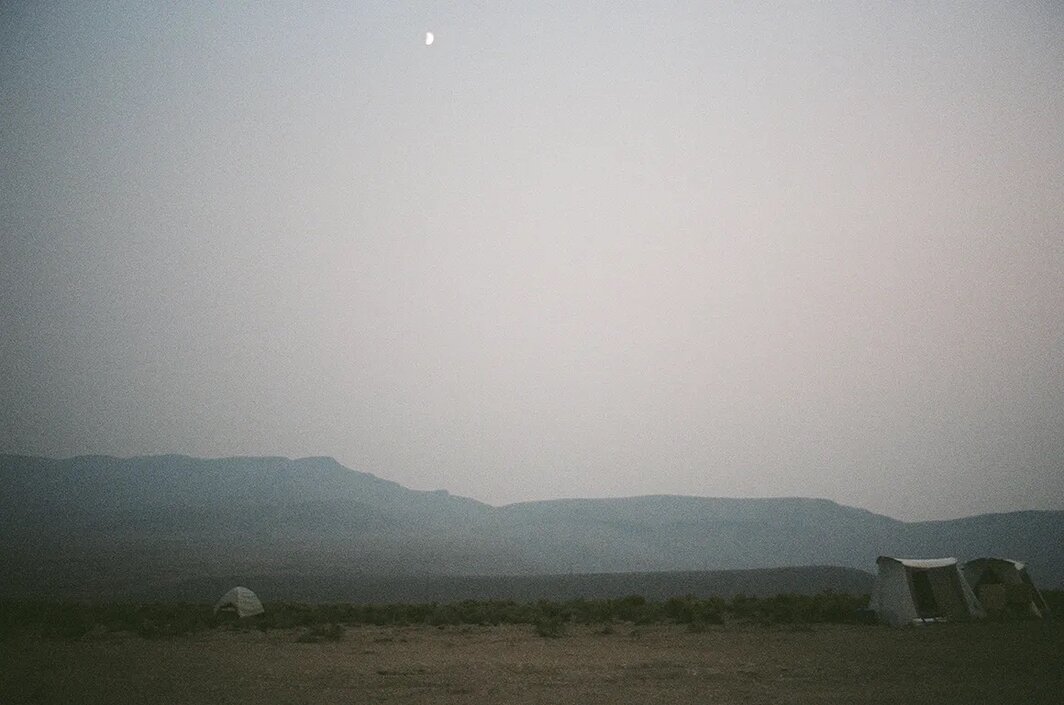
<box><xmin>872</xmin><ymin>556</ymin><xmax>1049</xmax><ymax>626</ymax></box>
<box><xmin>213</xmin><ymin>558</ymin><xmax>1048</xmax><ymax>628</ymax></box>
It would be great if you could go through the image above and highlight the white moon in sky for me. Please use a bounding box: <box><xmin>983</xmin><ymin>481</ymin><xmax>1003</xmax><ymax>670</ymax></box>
<box><xmin>425</xmin><ymin>32</ymin><xmax>434</xmax><ymax>46</ymax></box>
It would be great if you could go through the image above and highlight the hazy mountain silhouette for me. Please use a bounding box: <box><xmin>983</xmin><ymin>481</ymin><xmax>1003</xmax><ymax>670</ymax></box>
<box><xmin>2</xmin><ymin>454</ymin><xmax>1061</xmax><ymax>600</ymax></box>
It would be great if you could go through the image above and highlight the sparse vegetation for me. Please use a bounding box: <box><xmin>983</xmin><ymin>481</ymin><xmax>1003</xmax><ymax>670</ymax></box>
<box><xmin>532</xmin><ymin>615</ymin><xmax>567</xmax><ymax>638</ymax></box>
<box><xmin>8</xmin><ymin>589</ymin><xmax>1062</xmax><ymax>643</ymax></box>
<box><xmin>3</xmin><ymin>619</ymin><xmax>1061</xmax><ymax>705</ymax></box>
<box><xmin>0</xmin><ymin>602</ymin><xmax>219</xmax><ymax>641</ymax></box>
<box><xmin>0</xmin><ymin>591</ymin><xmax>877</xmax><ymax>641</ymax></box>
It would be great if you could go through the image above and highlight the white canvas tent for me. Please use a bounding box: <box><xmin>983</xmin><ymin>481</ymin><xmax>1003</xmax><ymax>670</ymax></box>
<box><xmin>871</xmin><ymin>557</ymin><xmax>984</xmax><ymax>626</ymax></box>
<box><xmin>962</xmin><ymin>558</ymin><xmax>1049</xmax><ymax>619</ymax></box>
<box><xmin>214</xmin><ymin>586</ymin><xmax>265</xmax><ymax>618</ymax></box>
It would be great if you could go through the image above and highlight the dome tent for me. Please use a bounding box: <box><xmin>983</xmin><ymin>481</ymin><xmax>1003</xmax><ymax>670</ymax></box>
<box><xmin>963</xmin><ymin>558</ymin><xmax>1050</xmax><ymax>619</ymax></box>
<box><xmin>214</xmin><ymin>586</ymin><xmax>265</xmax><ymax>618</ymax></box>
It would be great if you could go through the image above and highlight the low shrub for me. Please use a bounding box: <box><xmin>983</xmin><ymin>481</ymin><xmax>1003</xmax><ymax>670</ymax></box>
<box><xmin>533</xmin><ymin>616</ymin><xmax>567</xmax><ymax>638</ymax></box>
<box><xmin>296</xmin><ymin>622</ymin><xmax>345</xmax><ymax>643</ymax></box>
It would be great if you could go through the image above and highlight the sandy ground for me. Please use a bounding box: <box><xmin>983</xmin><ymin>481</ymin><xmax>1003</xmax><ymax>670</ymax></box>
<box><xmin>2</xmin><ymin>622</ymin><xmax>1062</xmax><ymax>704</ymax></box>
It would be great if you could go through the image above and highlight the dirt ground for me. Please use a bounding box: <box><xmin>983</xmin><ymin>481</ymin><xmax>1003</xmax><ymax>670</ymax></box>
<box><xmin>2</xmin><ymin>622</ymin><xmax>1062</xmax><ymax>704</ymax></box>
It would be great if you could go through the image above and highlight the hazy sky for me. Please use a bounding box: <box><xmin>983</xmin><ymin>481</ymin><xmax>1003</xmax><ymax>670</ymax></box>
<box><xmin>2</xmin><ymin>2</ymin><xmax>1062</xmax><ymax>520</ymax></box>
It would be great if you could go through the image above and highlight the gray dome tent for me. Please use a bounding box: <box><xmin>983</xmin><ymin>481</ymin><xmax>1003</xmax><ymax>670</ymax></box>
<box><xmin>214</xmin><ymin>586</ymin><xmax>265</xmax><ymax>618</ymax></box>
<box><xmin>963</xmin><ymin>558</ymin><xmax>1049</xmax><ymax>619</ymax></box>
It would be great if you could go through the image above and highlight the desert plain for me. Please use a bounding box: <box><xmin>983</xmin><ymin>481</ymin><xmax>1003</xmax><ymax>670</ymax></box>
<box><xmin>3</xmin><ymin>621</ymin><xmax>1062</xmax><ymax>704</ymax></box>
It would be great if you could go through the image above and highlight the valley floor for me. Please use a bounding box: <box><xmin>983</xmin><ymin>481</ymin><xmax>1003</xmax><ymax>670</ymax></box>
<box><xmin>2</xmin><ymin>622</ymin><xmax>1061</xmax><ymax>704</ymax></box>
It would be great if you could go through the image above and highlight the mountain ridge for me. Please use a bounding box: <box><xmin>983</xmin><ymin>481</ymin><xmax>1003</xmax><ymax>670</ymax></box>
<box><xmin>2</xmin><ymin>454</ymin><xmax>1061</xmax><ymax>598</ymax></box>
<box><xmin>6</xmin><ymin>452</ymin><xmax>1051</xmax><ymax>523</ymax></box>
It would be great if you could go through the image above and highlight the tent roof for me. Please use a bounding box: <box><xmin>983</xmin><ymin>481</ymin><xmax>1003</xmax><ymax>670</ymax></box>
<box><xmin>214</xmin><ymin>586</ymin><xmax>265</xmax><ymax>617</ymax></box>
<box><xmin>876</xmin><ymin>556</ymin><xmax>958</xmax><ymax>569</ymax></box>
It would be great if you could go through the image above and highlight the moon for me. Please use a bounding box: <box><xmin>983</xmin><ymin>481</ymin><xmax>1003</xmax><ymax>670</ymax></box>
<box><xmin>425</xmin><ymin>32</ymin><xmax>434</xmax><ymax>46</ymax></box>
